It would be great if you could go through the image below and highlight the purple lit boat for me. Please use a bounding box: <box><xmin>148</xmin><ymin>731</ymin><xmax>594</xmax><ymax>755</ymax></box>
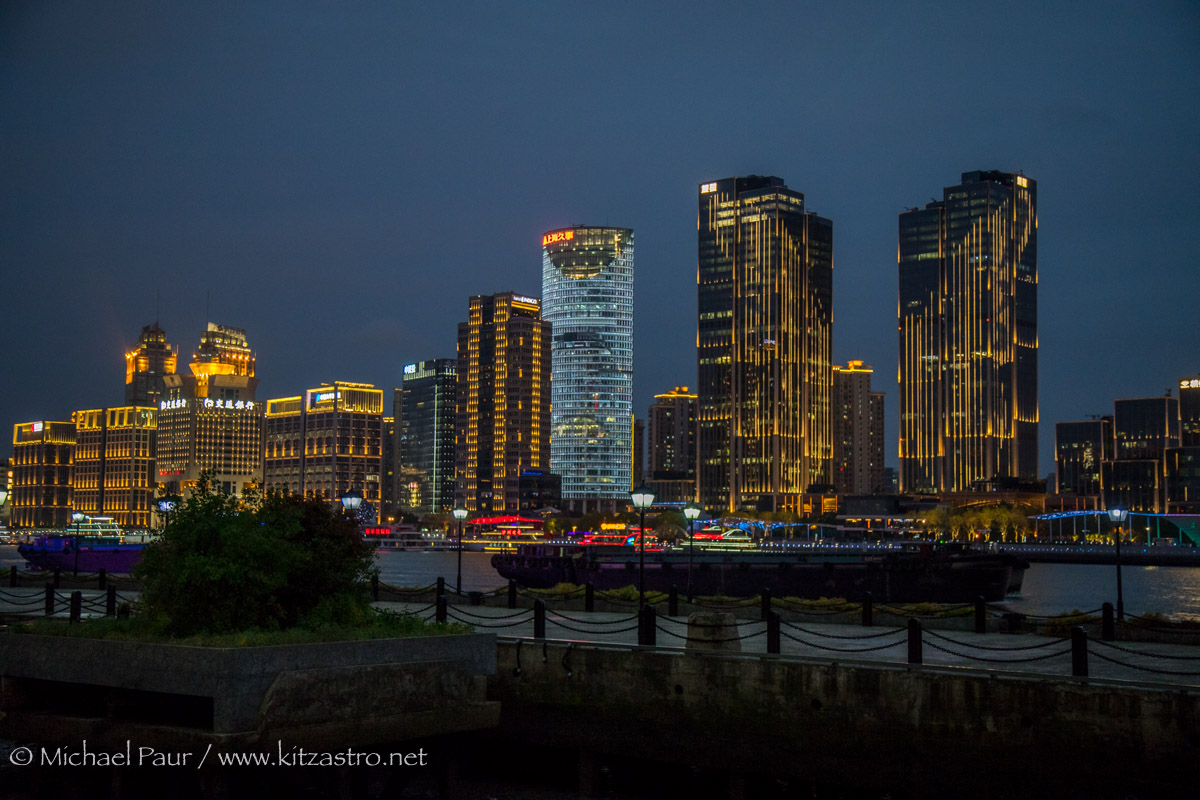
<box><xmin>17</xmin><ymin>536</ymin><xmax>143</xmax><ymax>574</ymax></box>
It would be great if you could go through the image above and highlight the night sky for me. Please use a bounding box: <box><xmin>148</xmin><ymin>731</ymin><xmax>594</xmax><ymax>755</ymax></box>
<box><xmin>3</xmin><ymin>2</ymin><xmax>1198</xmax><ymax>475</ymax></box>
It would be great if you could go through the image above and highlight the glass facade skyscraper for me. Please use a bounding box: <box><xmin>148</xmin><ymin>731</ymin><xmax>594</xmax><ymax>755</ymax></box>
<box><xmin>542</xmin><ymin>226</ymin><xmax>634</xmax><ymax>503</ymax></box>
<box><xmin>899</xmin><ymin>170</ymin><xmax>1038</xmax><ymax>493</ymax></box>
<box><xmin>397</xmin><ymin>359</ymin><xmax>457</xmax><ymax>514</ymax></box>
<box><xmin>697</xmin><ymin>176</ymin><xmax>833</xmax><ymax>513</ymax></box>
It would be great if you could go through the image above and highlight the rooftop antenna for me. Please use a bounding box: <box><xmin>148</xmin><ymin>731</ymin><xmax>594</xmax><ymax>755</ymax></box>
<box><xmin>155</xmin><ymin>289</ymin><xmax>160</xmax><ymax>327</ymax></box>
<box><xmin>206</xmin><ymin>289</ymin><xmax>211</xmax><ymax>326</ymax></box>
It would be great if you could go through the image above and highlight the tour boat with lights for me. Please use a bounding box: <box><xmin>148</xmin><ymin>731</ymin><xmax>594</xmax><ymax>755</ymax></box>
<box><xmin>491</xmin><ymin>540</ymin><xmax>1025</xmax><ymax>602</ymax></box>
<box><xmin>17</xmin><ymin>519</ymin><xmax>146</xmax><ymax>573</ymax></box>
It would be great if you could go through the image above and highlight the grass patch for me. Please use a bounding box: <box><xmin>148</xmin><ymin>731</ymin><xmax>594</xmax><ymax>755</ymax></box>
<box><xmin>520</xmin><ymin>582</ymin><xmax>586</xmax><ymax>597</ymax></box>
<box><xmin>596</xmin><ymin>585</ymin><xmax>669</xmax><ymax>605</ymax></box>
<box><xmin>13</xmin><ymin>608</ymin><xmax>470</xmax><ymax>646</ymax></box>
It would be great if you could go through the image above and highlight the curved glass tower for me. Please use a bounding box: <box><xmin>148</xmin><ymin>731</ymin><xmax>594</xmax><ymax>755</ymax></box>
<box><xmin>542</xmin><ymin>226</ymin><xmax>634</xmax><ymax>501</ymax></box>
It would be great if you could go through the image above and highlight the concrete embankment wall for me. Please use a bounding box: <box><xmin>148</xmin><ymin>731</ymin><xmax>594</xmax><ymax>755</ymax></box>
<box><xmin>490</xmin><ymin>640</ymin><xmax>1199</xmax><ymax>799</ymax></box>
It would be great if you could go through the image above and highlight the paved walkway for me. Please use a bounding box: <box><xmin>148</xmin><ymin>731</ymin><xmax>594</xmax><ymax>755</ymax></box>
<box><xmin>4</xmin><ymin>587</ymin><xmax>1197</xmax><ymax>688</ymax></box>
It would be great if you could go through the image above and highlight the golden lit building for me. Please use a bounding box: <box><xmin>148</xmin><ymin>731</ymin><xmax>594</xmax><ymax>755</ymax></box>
<box><xmin>899</xmin><ymin>171</ymin><xmax>1038</xmax><ymax>493</ymax></box>
<box><xmin>124</xmin><ymin>322</ymin><xmax>177</xmax><ymax>406</ymax></box>
<box><xmin>697</xmin><ymin>176</ymin><xmax>833</xmax><ymax>513</ymax></box>
<box><xmin>72</xmin><ymin>407</ymin><xmax>158</xmax><ymax>528</ymax></box>
<box><xmin>455</xmin><ymin>292</ymin><xmax>551</xmax><ymax>513</ymax></box>
<box><xmin>155</xmin><ymin>323</ymin><xmax>262</xmax><ymax>496</ymax></box>
<box><xmin>10</xmin><ymin>421</ymin><xmax>75</xmax><ymax>529</ymax></box>
<box><xmin>262</xmin><ymin>382</ymin><xmax>384</xmax><ymax>517</ymax></box>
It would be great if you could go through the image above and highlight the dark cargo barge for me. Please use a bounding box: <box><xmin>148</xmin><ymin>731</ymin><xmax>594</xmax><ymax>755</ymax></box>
<box><xmin>492</xmin><ymin>543</ymin><xmax>1026</xmax><ymax>603</ymax></box>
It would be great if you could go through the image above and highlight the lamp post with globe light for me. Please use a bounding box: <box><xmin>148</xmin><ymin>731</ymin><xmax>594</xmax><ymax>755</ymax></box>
<box><xmin>630</xmin><ymin>484</ymin><xmax>656</xmax><ymax>606</ymax></box>
<box><xmin>340</xmin><ymin>489</ymin><xmax>364</xmax><ymax>529</ymax></box>
<box><xmin>1108</xmin><ymin>507</ymin><xmax>1128</xmax><ymax>620</ymax></box>
<box><xmin>70</xmin><ymin>511</ymin><xmax>86</xmax><ymax>576</ymax></box>
<box><xmin>683</xmin><ymin>502</ymin><xmax>702</xmax><ymax>601</ymax></box>
<box><xmin>453</xmin><ymin>507</ymin><xmax>468</xmax><ymax>594</ymax></box>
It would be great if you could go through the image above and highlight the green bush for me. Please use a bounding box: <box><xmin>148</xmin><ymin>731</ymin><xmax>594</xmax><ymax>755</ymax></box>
<box><xmin>136</xmin><ymin>481</ymin><xmax>378</xmax><ymax>636</ymax></box>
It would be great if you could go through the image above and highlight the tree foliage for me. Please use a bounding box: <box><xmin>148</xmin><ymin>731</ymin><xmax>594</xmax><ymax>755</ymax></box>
<box><xmin>137</xmin><ymin>479</ymin><xmax>378</xmax><ymax>636</ymax></box>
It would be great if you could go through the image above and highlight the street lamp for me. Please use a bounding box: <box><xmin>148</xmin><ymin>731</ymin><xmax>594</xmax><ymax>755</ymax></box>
<box><xmin>1108</xmin><ymin>507</ymin><xmax>1128</xmax><ymax>620</ymax></box>
<box><xmin>156</xmin><ymin>499</ymin><xmax>176</xmax><ymax>533</ymax></box>
<box><xmin>340</xmin><ymin>489</ymin><xmax>364</xmax><ymax>517</ymax></box>
<box><xmin>630</xmin><ymin>483</ymin><xmax>656</xmax><ymax>607</ymax></box>
<box><xmin>452</xmin><ymin>507</ymin><xmax>468</xmax><ymax>595</ymax></box>
<box><xmin>683</xmin><ymin>502</ymin><xmax>702</xmax><ymax>602</ymax></box>
<box><xmin>70</xmin><ymin>511</ymin><xmax>86</xmax><ymax>576</ymax></box>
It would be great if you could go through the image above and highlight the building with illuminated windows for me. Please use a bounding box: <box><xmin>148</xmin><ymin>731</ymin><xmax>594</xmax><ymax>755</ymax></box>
<box><xmin>72</xmin><ymin>407</ymin><xmax>158</xmax><ymax>529</ymax></box>
<box><xmin>455</xmin><ymin>292</ymin><xmax>551</xmax><ymax>513</ymax></box>
<box><xmin>898</xmin><ymin>170</ymin><xmax>1038</xmax><ymax>493</ymax></box>
<box><xmin>396</xmin><ymin>359</ymin><xmax>457</xmax><ymax>515</ymax></box>
<box><xmin>1055</xmin><ymin>418</ymin><xmax>1111</xmax><ymax>498</ymax></box>
<box><xmin>541</xmin><ymin>226</ymin><xmax>634</xmax><ymax>510</ymax></box>
<box><xmin>697</xmin><ymin>176</ymin><xmax>833</xmax><ymax>513</ymax></box>
<box><xmin>124</xmin><ymin>322</ymin><xmax>177</xmax><ymax>406</ymax></box>
<box><xmin>10</xmin><ymin>421</ymin><xmax>75</xmax><ymax>529</ymax></box>
<box><xmin>832</xmin><ymin>362</ymin><xmax>885</xmax><ymax>495</ymax></box>
<box><xmin>262</xmin><ymin>382</ymin><xmax>384</xmax><ymax>517</ymax></box>
<box><xmin>155</xmin><ymin>323</ymin><xmax>262</xmax><ymax>496</ymax></box>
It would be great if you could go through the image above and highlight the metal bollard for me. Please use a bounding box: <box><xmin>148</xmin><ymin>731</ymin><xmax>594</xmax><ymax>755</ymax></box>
<box><xmin>907</xmin><ymin>618</ymin><xmax>923</xmax><ymax>665</ymax></box>
<box><xmin>1101</xmin><ymin>602</ymin><xmax>1115</xmax><ymax>641</ymax></box>
<box><xmin>761</xmin><ymin>588</ymin><xmax>772</xmax><ymax>622</ymax></box>
<box><xmin>436</xmin><ymin>594</ymin><xmax>448</xmax><ymax>624</ymax></box>
<box><xmin>69</xmin><ymin>591</ymin><xmax>82</xmax><ymax>623</ymax></box>
<box><xmin>98</xmin><ymin>568</ymin><xmax>107</xmax><ymax>590</ymax></box>
<box><xmin>638</xmin><ymin>604</ymin><xmax>657</xmax><ymax>647</ymax></box>
<box><xmin>371</xmin><ymin>574</ymin><xmax>379</xmax><ymax>601</ymax></box>
<box><xmin>585</xmin><ymin>583</ymin><xmax>595</xmax><ymax>613</ymax></box>
<box><xmin>44</xmin><ymin>584</ymin><xmax>54</xmax><ymax>616</ymax></box>
<box><xmin>106</xmin><ymin>585</ymin><xmax>117</xmax><ymax>616</ymax></box>
<box><xmin>862</xmin><ymin>592</ymin><xmax>873</xmax><ymax>627</ymax></box>
<box><xmin>508</xmin><ymin>580</ymin><xmax>517</xmax><ymax>609</ymax></box>
<box><xmin>1071</xmin><ymin>626</ymin><xmax>1088</xmax><ymax>677</ymax></box>
<box><xmin>975</xmin><ymin>596</ymin><xmax>987</xmax><ymax>634</ymax></box>
<box><xmin>767</xmin><ymin>611</ymin><xmax>780</xmax><ymax>654</ymax></box>
<box><xmin>669</xmin><ymin>585</ymin><xmax>678</xmax><ymax>617</ymax></box>
<box><xmin>534</xmin><ymin>599</ymin><xmax>546</xmax><ymax>640</ymax></box>
<box><xmin>436</xmin><ymin>577</ymin><xmax>445</xmax><ymax>599</ymax></box>
<box><xmin>53</xmin><ymin>568</ymin><xmax>61</xmax><ymax>589</ymax></box>
<box><xmin>9</xmin><ymin>565</ymin><xmax>16</xmax><ymax>588</ymax></box>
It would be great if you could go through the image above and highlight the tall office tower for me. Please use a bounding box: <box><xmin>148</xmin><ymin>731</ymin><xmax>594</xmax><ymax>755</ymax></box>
<box><xmin>397</xmin><ymin>359</ymin><xmax>458</xmax><ymax>515</ymax></box>
<box><xmin>455</xmin><ymin>292</ymin><xmax>551</xmax><ymax>513</ymax></box>
<box><xmin>831</xmin><ymin>362</ymin><xmax>885</xmax><ymax>495</ymax></box>
<box><xmin>72</xmin><ymin>407</ymin><xmax>158</xmax><ymax>528</ymax></box>
<box><xmin>0</xmin><ymin>458</ymin><xmax>11</xmax><ymax>528</ymax></box>
<box><xmin>541</xmin><ymin>226</ymin><xmax>634</xmax><ymax>508</ymax></box>
<box><xmin>124</xmin><ymin>322</ymin><xmax>177</xmax><ymax>406</ymax></box>
<box><xmin>632</xmin><ymin>419</ymin><xmax>645</xmax><ymax>487</ymax></box>
<box><xmin>380</xmin><ymin>415</ymin><xmax>395</xmax><ymax>518</ymax></box>
<box><xmin>1180</xmin><ymin>376</ymin><xmax>1200</xmax><ymax>447</ymax></box>
<box><xmin>648</xmin><ymin>387</ymin><xmax>697</xmax><ymax>477</ymax></box>
<box><xmin>898</xmin><ymin>170</ymin><xmax>1038</xmax><ymax>493</ymax></box>
<box><xmin>1054</xmin><ymin>418</ymin><xmax>1111</xmax><ymax>496</ymax></box>
<box><xmin>10</xmin><ymin>421</ymin><xmax>75</xmax><ymax>528</ymax></box>
<box><xmin>697</xmin><ymin>176</ymin><xmax>833</xmax><ymax>512</ymax></box>
<box><xmin>1102</xmin><ymin>397</ymin><xmax>1181</xmax><ymax>513</ymax></box>
<box><xmin>156</xmin><ymin>323</ymin><xmax>262</xmax><ymax>496</ymax></box>
<box><xmin>263</xmin><ymin>383</ymin><xmax>383</xmax><ymax>514</ymax></box>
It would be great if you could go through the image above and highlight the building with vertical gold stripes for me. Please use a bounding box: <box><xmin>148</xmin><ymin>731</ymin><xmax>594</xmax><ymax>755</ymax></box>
<box><xmin>697</xmin><ymin>175</ymin><xmax>833</xmax><ymax>513</ymax></box>
<box><xmin>898</xmin><ymin>170</ymin><xmax>1038</xmax><ymax>493</ymax></box>
<box><xmin>10</xmin><ymin>421</ymin><xmax>75</xmax><ymax>529</ymax></box>
<box><xmin>124</xmin><ymin>322</ymin><xmax>176</xmax><ymax>406</ymax></box>
<box><xmin>454</xmin><ymin>292</ymin><xmax>551</xmax><ymax>513</ymax></box>
<box><xmin>72</xmin><ymin>406</ymin><xmax>158</xmax><ymax>529</ymax></box>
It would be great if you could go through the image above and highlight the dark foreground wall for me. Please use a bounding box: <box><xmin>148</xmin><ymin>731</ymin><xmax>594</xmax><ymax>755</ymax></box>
<box><xmin>491</xmin><ymin>641</ymin><xmax>1199</xmax><ymax>799</ymax></box>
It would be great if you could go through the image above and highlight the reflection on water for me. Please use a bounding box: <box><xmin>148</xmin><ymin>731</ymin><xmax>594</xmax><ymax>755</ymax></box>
<box><xmin>3</xmin><ymin>544</ymin><xmax>1198</xmax><ymax>620</ymax></box>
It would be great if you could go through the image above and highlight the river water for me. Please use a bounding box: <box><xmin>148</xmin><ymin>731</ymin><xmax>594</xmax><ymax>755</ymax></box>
<box><xmin>4</xmin><ymin>544</ymin><xmax>1199</xmax><ymax>620</ymax></box>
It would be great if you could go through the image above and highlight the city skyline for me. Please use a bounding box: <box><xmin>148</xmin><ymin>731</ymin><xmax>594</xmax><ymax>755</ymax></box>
<box><xmin>3</xmin><ymin>3</ymin><xmax>1198</xmax><ymax>478</ymax></box>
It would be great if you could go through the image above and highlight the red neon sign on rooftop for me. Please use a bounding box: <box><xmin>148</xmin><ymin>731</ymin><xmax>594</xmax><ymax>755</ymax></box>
<box><xmin>542</xmin><ymin>230</ymin><xmax>574</xmax><ymax>247</ymax></box>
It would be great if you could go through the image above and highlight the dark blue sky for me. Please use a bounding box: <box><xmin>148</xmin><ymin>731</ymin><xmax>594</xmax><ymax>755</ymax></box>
<box><xmin>3</xmin><ymin>2</ymin><xmax>1198</xmax><ymax>475</ymax></box>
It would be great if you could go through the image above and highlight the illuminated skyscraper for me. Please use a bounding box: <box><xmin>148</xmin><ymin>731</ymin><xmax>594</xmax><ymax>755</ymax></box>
<box><xmin>124</xmin><ymin>322</ymin><xmax>177</xmax><ymax>406</ymax></box>
<box><xmin>898</xmin><ymin>170</ymin><xmax>1038</xmax><ymax>493</ymax></box>
<box><xmin>455</xmin><ymin>292</ymin><xmax>551</xmax><ymax>513</ymax></box>
<box><xmin>831</xmin><ymin>362</ymin><xmax>885</xmax><ymax>495</ymax></box>
<box><xmin>155</xmin><ymin>323</ymin><xmax>262</xmax><ymax>496</ymax></box>
<box><xmin>397</xmin><ymin>359</ymin><xmax>457</xmax><ymax>515</ymax></box>
<box><xmin>263</xmin><ymin>382</ymin><xmax>384</xmax><ymax>517</ymax></box>
<box><xmin>697</xmin><ymin>176</ymin><xmax>833</xmax><ymax>512</ymax></box>
<box><xmin>71</xmin><ymin>407</ymin><xmax>158</xmax><ymax>528</ymax></box>
<box><xmin>10</xmin><ymin>421</ymin><xmax>75</xmax><ymax>529</ymax></box>
<box><xmin>541</xmin><ymin>226</ymin><xmax>634</xmax><ymax>509</ymax></box>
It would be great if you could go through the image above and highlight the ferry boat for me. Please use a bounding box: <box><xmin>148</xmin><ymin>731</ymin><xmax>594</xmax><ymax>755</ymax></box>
<box><xmin>491</xmin><ymin>540</ymin><xmax>1026</xmax><ymax>603</ymax></box>
<box><xmin>363</xmin><ymin>525</ymin><xmax>451</xmax><ymax>551</ymax></box>
<box><xmin>458</xmin><ymin>516</ymin><xmax>549</xmax><ymax>553</ymax></box>
<box><xmin>17</xmin><ymin>518</ymin><xmax>146</xmax><ymax>573</ymax></box>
